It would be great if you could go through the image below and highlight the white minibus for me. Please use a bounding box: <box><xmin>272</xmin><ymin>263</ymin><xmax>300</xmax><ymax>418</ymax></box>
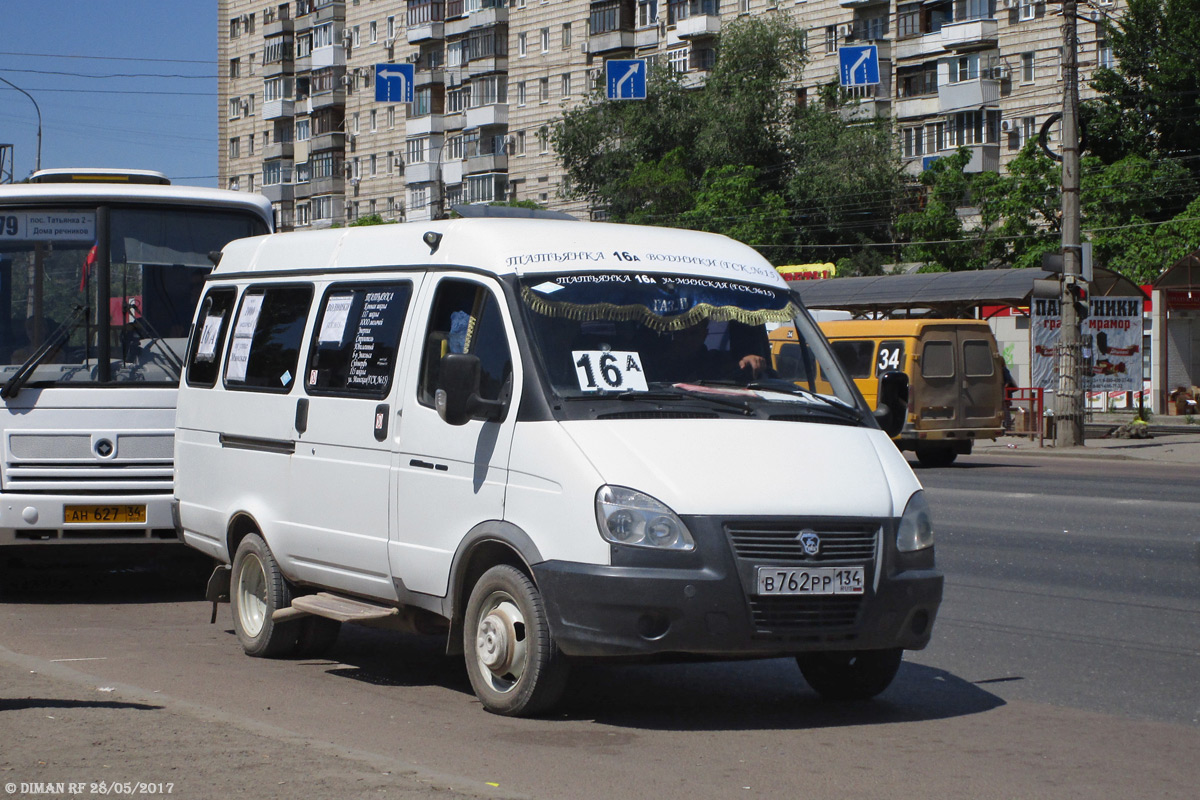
<box><xmin>175</xmin><ymin>212</ymin><xmax>940</xmax><ymax>716</ymax></box>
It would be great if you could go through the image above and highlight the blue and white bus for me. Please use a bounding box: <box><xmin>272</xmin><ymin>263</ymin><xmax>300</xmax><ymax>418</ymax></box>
<box><xmin>0</xmin><ymin>169</ymin><xmax>271</xmax><ymax>562</ymax></box>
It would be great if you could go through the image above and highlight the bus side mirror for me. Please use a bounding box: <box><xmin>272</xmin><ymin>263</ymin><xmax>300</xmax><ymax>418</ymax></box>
<box><xmin>874</xmin><ymin>370</ymin><xmax>909</xmax><ymax>438</ymax></box>
<box><xmin>435</xmin><ymin>354</ymin><xmax>506</xmax><ymax>426</ymax></box>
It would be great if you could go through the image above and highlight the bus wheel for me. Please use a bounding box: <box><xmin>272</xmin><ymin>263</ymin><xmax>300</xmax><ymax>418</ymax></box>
<box><xmin>915</xmin><ymin>446</ymin><xmax>958</xmax><ymax>467</ymax></box>
<box><xmin>463</xmin><ymin>565</ymin><xmax>569</xmax><ymax>716</ymax></box>
<box><xmin>797</xmin><ymin>648</ymin><xmax>903</xmax><ymax>701</ymax></box>
<box><xmin>230</xmin><ymin>533</ymin><xmax>298</xmax><ymax>658</ymax></box>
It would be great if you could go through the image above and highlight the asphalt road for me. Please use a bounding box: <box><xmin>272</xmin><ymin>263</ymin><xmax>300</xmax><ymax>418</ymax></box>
<box><xmin>1</xmin><ymin>452</ymin><xmax>1197</xmax><ymax>800</ymax></box>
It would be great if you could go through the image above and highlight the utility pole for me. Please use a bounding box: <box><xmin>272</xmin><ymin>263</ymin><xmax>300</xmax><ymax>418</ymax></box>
<box><xmin>0</xmin><ymin>76</ymin><xmax>42</xmax><ymax>174</ymax></box>
<box><xmin>1055</xmin><ymin>0</ymin><xmax>1086</xmax><ymax>447</ymax></box>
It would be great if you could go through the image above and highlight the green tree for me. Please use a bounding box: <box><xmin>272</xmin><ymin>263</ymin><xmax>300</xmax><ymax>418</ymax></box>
<box><xmin>1086</xmin><ymin>0</ymin><xmax>1200</xmax><ymax>179</ymax></box>
<box><xmin>677</xmin><ymin>165</ymin><xmax>791</xmax><ymax>250</ymax></box>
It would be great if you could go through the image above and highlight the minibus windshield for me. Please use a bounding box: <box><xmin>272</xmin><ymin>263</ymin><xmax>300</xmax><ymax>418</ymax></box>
<box><xmin>520</xmin><ymin>272</ymin><xmax>862</xmax><ymax>412</ymax></box>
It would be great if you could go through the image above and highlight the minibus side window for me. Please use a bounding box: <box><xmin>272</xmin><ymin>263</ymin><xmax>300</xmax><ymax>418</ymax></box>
<box><xmin>418</xmin><ymin>279</ymin><xmax>512</xmax><ymax>408</ymax></box>
<box><xmin>921</xmin><ymin>341</ymin><xmax>954</xmax><ymax>379</ymax></box>
<box><xmin>305</xmin><ymin>282</ymin><xmax>413</xmax><ymax>399</ymax></box>
<box><xmin>829</xmin><ymin>340</ymin><xmax>875</xmax><ymax>379</ymax></box>
<box><xmin>962</xmin><ymin>340</ymin><xmax>995</xmax><ymax>377</ymax></box>
<box><xmin>186</xmin><ymin>288</ymin><xmax>236</xmax><ymax>388</ymax></box>
<box><xmin>224</xmin><ymin>285</ymin><xmax>313</xmax><ymax>393</ymax></box>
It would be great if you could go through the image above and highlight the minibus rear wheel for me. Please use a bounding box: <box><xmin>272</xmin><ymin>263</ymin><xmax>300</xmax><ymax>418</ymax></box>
<box><xmin>915</xmin><ymin>445</ymin><xmax>958</xmax><ymax>468</ymax></box>
<box><xmin>230</xmin><ymin>533</ymin><xmax>299</xmax><ymax>658</ymax></box>
<box><xmin>463</xmin><ymin>565</ymin><xmax>569</xmax><ymax>716</ymax></box>
<box><xmin>796</xmin><ymin>648</ymin><xmax>903</xmax><ymax>701</ymax></box>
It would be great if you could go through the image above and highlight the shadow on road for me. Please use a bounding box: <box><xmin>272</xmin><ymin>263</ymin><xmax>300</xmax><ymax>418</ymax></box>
<box><xmin>0</xmin><ymin>548</ymin><xmax>211</xmax><ymax>604</ymax></box>
<box><xmin>0</xmin><ymin>698</ymin><xmax>163</xmax><ymax>712</ymax></box>
<box><xmin>317</xmin><ymin>626</ymin><xmax>1004</xmax><ymax>731</ymax></box>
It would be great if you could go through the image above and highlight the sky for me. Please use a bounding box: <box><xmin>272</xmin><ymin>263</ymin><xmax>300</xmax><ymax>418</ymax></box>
<box><xmin>0</xmin><ymin>2</ymin><xmax>219</xmax><ymax>187</ymax></box>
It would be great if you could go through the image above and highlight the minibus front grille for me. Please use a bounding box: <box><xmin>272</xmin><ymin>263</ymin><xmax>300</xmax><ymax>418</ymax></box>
<box><xmin>747</xmin><ymin>596</ymin><xmax>862</xmax><ymax>636</ymax></box>
<box><xmin>2</xmin><ymin>462</ymin><xmax>173</xmax><ymax>494</ymax></box>
<box><xmin>725</xmin><ymin>522</ymin><xmax>879</xmax><ymax>562</ymax></box>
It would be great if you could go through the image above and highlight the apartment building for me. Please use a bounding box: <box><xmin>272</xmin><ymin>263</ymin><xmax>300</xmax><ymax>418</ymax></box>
<box><xmin>218</xmin><ymin>0</ymin><xmax>1117</xmax><ymax>229</ymax></box>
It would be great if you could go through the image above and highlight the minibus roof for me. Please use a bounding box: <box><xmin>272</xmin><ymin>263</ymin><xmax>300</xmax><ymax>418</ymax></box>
<box><xmin>214</xmin><ymin>218</ymin><xmax>787</xmax><ymax>288</ymax></box>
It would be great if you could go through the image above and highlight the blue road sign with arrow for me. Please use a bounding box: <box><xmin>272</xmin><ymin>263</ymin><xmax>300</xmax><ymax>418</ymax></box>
<box><xmin>375</xmin><ymin>63</ymin><xmax>414</xmax><ymax>103</ymax></box>
<box><xmin>838</xmin><ymin>45</ymin><xmax>880</xmax><ymax>87</ymax></box>
<box><xmin>606</xmin><ymin>59</ymin><xmax>646</xmax><ymax>101</ymax></box>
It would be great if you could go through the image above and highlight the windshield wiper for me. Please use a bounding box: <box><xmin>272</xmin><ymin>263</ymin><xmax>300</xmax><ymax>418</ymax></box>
<box><xmin>125</xmin><ymin>301</ymin><xmax>184</xmax><ymax>380</ymax></box>
<box><xmin>2</xmin><ymin>306</ymin><xmax>90</xmax><ymax>400</ymax></box>
<box><xmin>742</xmin><ymin>380</ymin><xmax>864</xmax><ymax>419</ymax></box>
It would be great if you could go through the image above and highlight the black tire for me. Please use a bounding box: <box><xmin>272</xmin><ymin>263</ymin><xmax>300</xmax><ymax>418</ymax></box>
<box><xmin>915</xmin><ymin>446</ymin><xmax>958</xmax><ymax>468</ymax></box>
<box><xmin>294</xmin><ymin>616</ymin><xmax>341</xmax><ymax>658</ymax></box>
<box><xmin>797</xmin><ymin>648</ymin><xmax>903</xmax><ymax>701</ymax></box>
<box><xmin>230</xmin><ymin>533</ymin><xmax>298</xmax><ymax>658</ymax></box>
<box><xmin>463</xmin><ymin>565</ymin><xmax>569</xmax><ymax>717</ymax></box>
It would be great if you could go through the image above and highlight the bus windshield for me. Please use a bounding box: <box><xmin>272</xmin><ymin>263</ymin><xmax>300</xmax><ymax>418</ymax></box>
<box><xmin>0</xmin><ymin>205</ymin><xmax>268</xmax><ymax>388</ymax></box>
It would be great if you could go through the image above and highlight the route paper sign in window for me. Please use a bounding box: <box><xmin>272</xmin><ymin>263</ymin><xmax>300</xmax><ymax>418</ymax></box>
<box><xmin>306</xmin><ymin>282</ymin><xmax>413</xmax><ymax>398</ymax></box>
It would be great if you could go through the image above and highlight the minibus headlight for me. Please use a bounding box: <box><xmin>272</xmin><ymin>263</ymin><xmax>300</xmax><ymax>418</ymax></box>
<box><xmin>896</xmin><ymin>490</ymin><xmax>934</xmax><ymax>553</ymax></box>
<box><xmin>595</xmin><ymin>486</ymin><xmax>695</xmax><ymax>551</ymax></box>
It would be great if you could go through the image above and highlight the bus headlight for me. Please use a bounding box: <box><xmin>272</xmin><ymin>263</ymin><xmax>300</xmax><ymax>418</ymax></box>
<box><xmin>896</xmin><ymin>490</ymin><xmax>934</xmax><ymax>553</ymax></box>
<box><xmin>595</xmin><ymin>486</ymin><xmax>695</xmax><ymax>551</ymax></box>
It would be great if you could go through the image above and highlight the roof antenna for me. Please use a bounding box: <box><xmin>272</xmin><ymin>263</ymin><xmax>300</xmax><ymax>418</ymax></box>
<box><xmin>423</xmin><ymin>231</ymin><xmax>443</xmax><ymax>254</ymax></box>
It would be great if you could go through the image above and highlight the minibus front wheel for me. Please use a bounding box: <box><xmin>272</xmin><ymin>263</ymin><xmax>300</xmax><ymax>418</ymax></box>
<box><xmin>463</xmin><ymin>565</ymin><xmax>570</xmax><ymax>716</ymax></box>
<box><xmin>230</xmin><ymin>533</ymin><xmax>299</xmax><ymax>658</ymax></box>
<box><xmin>796</xmin><ymin>648</ymin><xmax>903</xmax><ymax>701</ymax></box>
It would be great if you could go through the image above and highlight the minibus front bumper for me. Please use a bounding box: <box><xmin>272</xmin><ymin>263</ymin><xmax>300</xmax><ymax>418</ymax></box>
<box><xmin>532</xmin><ymin>516</ymin><xmax>943</xmax><ymax>659</ymax></box>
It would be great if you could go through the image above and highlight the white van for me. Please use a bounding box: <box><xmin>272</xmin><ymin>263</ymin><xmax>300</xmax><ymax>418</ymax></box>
<box><xmin>174</xmin><ymin>214</ymin><xmax>941</xmax><ymax>716</ymax></box>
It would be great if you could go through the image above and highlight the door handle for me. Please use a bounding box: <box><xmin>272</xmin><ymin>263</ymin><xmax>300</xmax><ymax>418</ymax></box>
<box><xmin>295</xmin><ymin>398</ymin><xmax>309</xmax><ymax>434</ymax></box>
<box><xmin>374</xmin><ymin>403</ymin><xmax>389</xmax><ymax>441</ymax></box>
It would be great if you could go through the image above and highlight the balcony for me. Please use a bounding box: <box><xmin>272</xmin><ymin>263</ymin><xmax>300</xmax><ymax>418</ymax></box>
<box><xmin>895</xmin><ymin>95</ymin><xmax>941</xmax><ymax>120</ymax></box>
<box><xmin>938</xmin><ymin>77</ymin><xmax>1000</xmax><ymax>112</ymax></box>
<box><xmin>467</xmin><ymin>152</ymin><xmax>508</xmax><ymax>174</ymax></box>
<box><xmin>311</xmin><ymin>175</ymin><xmax>346</xmax><ymax>195</ymax></box>
<box><xmin>841</xmin><ymin>97</ymin><xmax>892</xmax><ymax>122</ymax></box>
<box><xmin>262</xmin><ymin>58</ymin><xmax>294</xmax><ymax>79</ymax></box>
<box><xmin>311</xmin><ymin>44</ymin><xmax>345</xmax><ymax>68</ymax></box>
<box><xmin>470</xmin><ymin>7</ymin><xmax>507</xmax><ymax>30</ymax></box>
<box><xmin>465</xmin><ymin>103</ymin><xmax>508</xmax><ymax>129</ymax></box>
<box><xmin>264</xmin><ymin>17</ymin><xmax>295</xmax><ymax>37</ymax></box>
<box><xmin>408</xmin><ymin>114</ymin><xmax>445</xmax><ymax>136</ymax></box>
<box><xmin>588</xmin><ymin>30</ymin><xmax>636</xmax><ymax>55</ymax></box>
<box><xmin>405</xmin><ymin>162</ymin><xmax>439</xmax><ymax>184</ymax></box>
<box><xmin>294</xmin><ymin>181</ymin><xmax>313</xmax><ymax>200</ymax></box>
<box><xmin>635</xmin><ymin>26</ymin><xmax>659</xmax><ymax>48</ymax></box>
<box><xmin>940</xmin><ymin>18</ymin><xmax>999</xmax><ymax>51</ymax></box>
<box><xmin>843</xmin><ymin>37</ymin><xmax>892</xmax><ymax>62</ymax></box>
<box><xmin>310</xmin><ymin>89</ymin><xmax>346</xmax><ymax>110</ymax></box>
<box><xmin>894</xmin><ymin>32</ymin><xmax>947</xmax><ymax>62</ymax></box>
<box><xmin>265</xmin><ymin>141</ymin><xmax>295</xmax><ymax>160</ymax></box>
<box><xmin>674</xmin><ymin>14</ymin><xmax>720</xmax><ymax>40</ymax></box>
<box><xmin>262</xmin><ymin>99</ymin><xmax>295</xmax><ymax>120</ymax></box>
<box><xmin>440</xmin><ymin>160</ymin><xmax>462</xmax><ymax>186</ymax></box>
<box><xmin>839</xmin><ymin>0</ymin><xmax>876</xmax><ymax>6</ymax></box>
<box><xmin>313</xmin><ymin>1</ymin><xmax>345</xmax><ymax>24</ymax></box>
<box><xmin>409</xmin><ymin>21</ymin><xmax>444</xmax><ymax>42</ymax></box>
<box><xmin>466</xmin><ymin>57</ymin><xmax>508</xmax><ymax>78</ymax></box>
<box><xmin>262</xmin><ymin>183</ymin><xmax>295</xmax><ymax>203</ymax></box>
<box><xmin>415</xmin><ymin>68</ymin><xmax>446</xmax><ymax>86</ymax></box>
<box><xmin>310</xmin><ymin>131</ymin><xmax>346</xmax><ymax>152</ymax></box>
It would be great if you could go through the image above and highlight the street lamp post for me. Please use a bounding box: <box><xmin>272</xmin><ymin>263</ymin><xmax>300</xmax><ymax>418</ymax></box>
<box><xmin>0</xmin><ymin>75</ymin><xmax>42</xmax><ymax>174</ymax></box>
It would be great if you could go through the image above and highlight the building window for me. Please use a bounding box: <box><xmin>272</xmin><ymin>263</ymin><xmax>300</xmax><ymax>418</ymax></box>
<box><xmin>1018</xmin><ymin>0</ymin><xmax>1035</xmax><ymax>21</ymax></box>
<box><xmin>229</xmin><ymin>58</ymin><xmax>241</xmax><ymax>79</ymax></box>
<box><xmin>370</xmin><ymin>20</ymin><xmax>377</xmax><ymax>43</ymax></box>
<box><xmin>518</xmin><ymin>32</ymin><xmax>527</xmax><ymax>56</ymax></box>
<box><xmin>667</xmin><ymin>47</ymin><xmax>688</xmax><ymax>74</ymax></box>
<box><xmin>538</xmin><ymin>127</ymin><xmax>549</xmax><ymax>154</ymax></box>
<box><xmin>562</xmin><ymin>22</ymin><xmax>572</xmax><ymax>50</ymax></box>
<box><xmin>388</xmin><ymin>105</ymin><xmax>396</xmax><ymax>128</ymax></box>
<box><xmin>1098</xmin><ymin>38</ymin><xmax>1113</xmax><ymax>70</ymax></box>
<box><xmin>1021</xmin><ymin>51</ymin><xmax>1035</xmax><ymax>82</ymax></box>
<box><xmin>561</xmin><ymin>73</ymin><xmax>571</xmax><ymax>97</ymax></box>
<box><xmin>950</xmin><ymin>54</ymin><xmax>978</xmax><ymax>83</ymax></box>
<box><xmin>370</xmin><ymin>154</ymin><xmax>377</xmax><ymax>176</ymax></box>
<box><xmin>228</xmin><ymin>138</ymin><xmax>241</xmax><ymax>159</ymax></box>
<box><xmin>387</xmin><ymin>15</ymin><xmax>396</xmax><ymax>39</ymax></box>
<box><xmin>517</xmin><ymin>81</ymin><xmax>527</xmax><ymax>106</ymax></box>
<box><xmin>407</xmin><ymin>137</ymin><xmax>428</xmax><ymax>164</ymax></box>
<box><xmin>230</xmin><ymin>17</ymin><xmax>242</xmax><ymax>39</ymax></box>
<box><xmin>824</xmin><ymin>26</ymin><xmax>837</xmax><ymax>55</ymax></box>
<box><xmin>517</xmin><ymin>130</ymin><xmax>526</xmax><ymax>155</ymax></box>
<box><xmin>540</xmin><ymin>27</ymin><xmax>549</xmax><ymax>53</ymax></box>
<box><xmin>897</xmin><ymin>63</ymin><xmax>937</xmax><ymax>97</ymax></box>
<box><xmin>902</xmin><ymin>127</ymin><xmax>925</xmax><ymax>159</ymax></box>
<box><xmin>312</xmin><ymin>196</ymin><xmax>333</xmax><ymax>221</ymax></box>
<box><xmin>539</xmin><ymin>77</ymin><xmax>549</xmax><ymax>103</ymax></box>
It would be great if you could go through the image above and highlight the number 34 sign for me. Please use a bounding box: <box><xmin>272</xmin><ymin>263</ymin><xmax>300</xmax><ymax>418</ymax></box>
<box><xmin>572</xmin><ymin>350</ymin><xmax>649</xmax><ymax>392</ymax></box>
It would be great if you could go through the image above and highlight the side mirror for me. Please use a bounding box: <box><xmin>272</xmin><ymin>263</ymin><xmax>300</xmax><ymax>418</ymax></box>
<box><xmin>873</xmin><ymin>370</ymin><xmax>910</xmax><ymax>438</ymax></box>
<box><xmin>435</xmin><ymin>353</ymin><xmax>507</xmax><ymax>426</ymax></box>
